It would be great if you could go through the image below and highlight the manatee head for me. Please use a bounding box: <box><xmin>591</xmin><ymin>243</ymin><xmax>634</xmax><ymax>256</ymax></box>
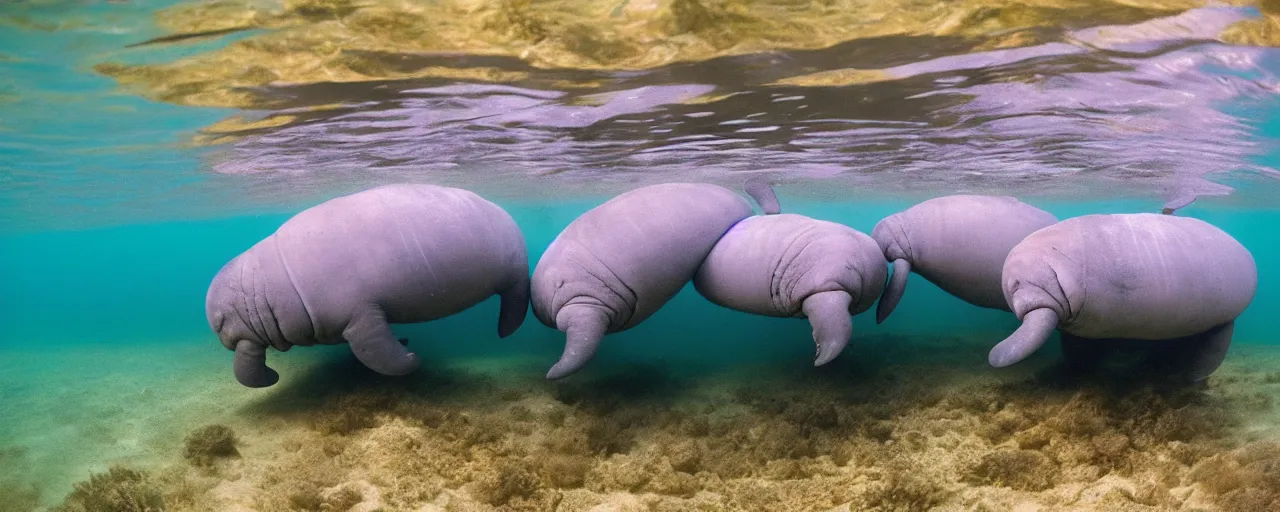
<box><xmin>205</xmin><ymin>256</ymin><xmax>280</xmax><ymax>388</ymax></box>
<box><xmin>206</xmin><ymin>257</ymin><xmax>251</xmax><ymax>350</ymax></box>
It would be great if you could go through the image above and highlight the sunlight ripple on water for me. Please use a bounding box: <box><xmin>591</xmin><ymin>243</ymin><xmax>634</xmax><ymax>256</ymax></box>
<box><xmin>199</xmin><ymin>7</ymin><xmax>1280</xmax><ymax>205</ymax></box>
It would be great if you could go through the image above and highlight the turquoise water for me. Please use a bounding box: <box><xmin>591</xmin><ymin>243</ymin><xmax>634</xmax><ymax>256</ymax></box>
<box><xmin>3</xmin><ymin>196</ymin><xmax>1279</xmax><ymax>358</ymax></box>
<box><xmin>4</xmin><ymin>1</ymin><xmax>1280</xmax><ymax>511</ymax></box>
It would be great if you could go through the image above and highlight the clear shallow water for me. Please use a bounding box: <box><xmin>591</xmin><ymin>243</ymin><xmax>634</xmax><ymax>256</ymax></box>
<box><xmin>3</xmin><ymin>2</ymin><xmax>1280</xmax><ymax>232</ymax></box>
<box><xmin>3</xmin><ymin>1</ymin><xmax>1280</xmax><ymax>511</ymax></box>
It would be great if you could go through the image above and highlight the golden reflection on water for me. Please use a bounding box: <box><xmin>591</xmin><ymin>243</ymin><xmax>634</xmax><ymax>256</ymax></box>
<box><xmin>86</xmin><ymin>0</ymin><xmax>1267</xmax><ymax>110</ymax></box>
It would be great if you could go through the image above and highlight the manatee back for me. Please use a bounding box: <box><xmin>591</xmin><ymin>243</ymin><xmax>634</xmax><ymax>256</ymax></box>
<box><xmin>271</xmin><ymin>183</ymin><xmax>528</xmax><ymax>325</ymax></box>
<box><xmin>787</xmin><ymin>218</ymin><xmax>886</xmax><ymax>317</ymax></box>
<box><xmin>696</xmin><ymin>214</ymin><xmax>885</xmax><ymax>316</ymax></box>
<box><xmin>880</xmin><ymin>194</ymin><xmax>1058</xmax><ymax>309</ymax></box>
<box><xmin>532</xmin><ymin>182</ymin><xmax>754</xmax><ymax>330</ymax></box>
<box><xmin>1019</xmin><ymin>213</ymin><xmax>1257</xmax><ymax>340</ymax></box>
<box><xmin>693</xmin><ymin>214</ymin><xmax>786</xmax><ymax>316</ymax></box>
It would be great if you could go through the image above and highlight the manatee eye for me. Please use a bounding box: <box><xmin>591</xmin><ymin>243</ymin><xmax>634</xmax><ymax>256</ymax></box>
<box><xmin>213</xmin><ymin>311</ymin><xmax>225</xmax><ymax>331</ymax></box>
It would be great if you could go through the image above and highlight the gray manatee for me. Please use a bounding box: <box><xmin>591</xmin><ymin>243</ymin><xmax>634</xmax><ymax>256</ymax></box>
<box><xmin>989</xmin><ymin>213</ymin><xmax>1257</xmax><ymax>381</ymax></box>
<box><xmin>531</xmin><ymin>180</ymin><xmax>779</xmax><ymax>380</ymax></box>
<box><xmin>693</xmin><ymin>213</ymin><xmax>887</xmax><ymax>366</ymax></box>
<box><xmin>204</xmin><ymin>183</ymin><xmax>530</xmax><ymax>388</ymax></box>
<box><xmin>871</xmin><ymin>195</ymin><xmax>1058</xmax><ymax>323</ymax></box>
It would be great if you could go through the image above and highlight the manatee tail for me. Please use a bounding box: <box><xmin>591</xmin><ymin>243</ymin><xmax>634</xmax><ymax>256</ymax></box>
<box><xmin>547</xmin><ymin>305</ymin><xmax>610</xmax><ymax>380</ymax></box>
<box><xmin>803</xmin><ymin>290</ymin><xmax>854</xmax><ymax>366</ymax></box>
<box><xmin>1184</xmin><ymin>321</ymin><xmax>1235</xmax><ymax>382</ymax></box>
<box><xmin>744</xmin><ymin>177</ymin><xmax>781</xmax><ymax>215</ymax></box>
<box><xmin>497</xmin><ymin>275</ymin><xmax>530</xmax><ymax>338</ymax></box>
<box><xmin>234</xmin><ymin>340</ymin><xmax>280</xmax><ymax>388</ymax></box>
<box><xmin>989</xmin><ymin>308</ymin><xmax>1059</xmax><ymax>368</ymax></box>
<box><xmin>875</xmin><ymin>259</ymin><xmax>910</xmax><ymax>324</ymax></box>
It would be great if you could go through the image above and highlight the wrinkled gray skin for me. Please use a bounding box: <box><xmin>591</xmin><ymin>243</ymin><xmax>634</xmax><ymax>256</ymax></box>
<box><xmin>205</xmin><ymin>184</ymin><xmax>530</xmax><ymax>388</ymax></box>
<box><xmin>531</xmin><ymin>181</ymin><xmax>778</xmax><ymax>380</ymax></box>
<box><xmin>693</xmin><ymin>213</ymin><xmax>886</xmax><ymax>366</ymax></box>
<box><xmin>871</xmin><ymin>195</ymin><xmax>1058</xmax><ymax>323</ymax></box>
<box><xmin>990</xmin><ymin>213</ymin><xmax>1257</xmax><ymax>381</ymax></box>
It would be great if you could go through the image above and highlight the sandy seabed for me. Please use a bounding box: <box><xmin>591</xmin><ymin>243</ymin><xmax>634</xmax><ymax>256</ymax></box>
<box><xmin>2</xmin><ymin>333</ymin><xmax>1280</xmax><ymax>512</ymax></box>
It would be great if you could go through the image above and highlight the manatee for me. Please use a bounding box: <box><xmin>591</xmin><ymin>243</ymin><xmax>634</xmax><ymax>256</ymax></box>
<box><xmin>988</xmin><ymin>213</ymin><xmax>1257</xmax><ymax>381</ymax></box>
<box><xmin>531</xmin><ymin>180</ymin><xmax>779</xmax><ymax>380</ymax></box>
<box><xmin>693</xmin><ymin>213</ymin><xmax>887</xmax><ymax>366</ymax></box>
<box><xmin>871</xmin><ymin>195</ymin><xmax>1058</xmax><ymax>323</ymax></box>
<box><xmin>204</xmin><ymin>184</ymin><xmax>530</xmax><ymax>388</ymax></box>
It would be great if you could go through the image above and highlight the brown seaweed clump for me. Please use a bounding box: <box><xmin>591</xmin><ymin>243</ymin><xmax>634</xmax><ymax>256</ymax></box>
<box><xmin>857</xmin><ymin>459</ymin><xmax>952</xmax><ymax>512</ymax></box>
<box><xmin>1187</xmin><ymin>441</ymin><xmax>1280</xmax><ymax>511</ymax></box>
<box><xmin>964</xmin><ymin>449</ymin><xmax>1057</xmax><ymax>491</ymax></box>
<box><xmin>182</xmin><ymin>424</ymin><xmax>240</xmax><ymax>467</ymax></box>
<box><xmin>471</xmin><ymin>460</ymin><xmax>548</xmax><ymax>508</ymax></box>
<box><xmin>52</xmin><ymin>466</ymin><xmax>165</xmax><ymax>512</ymax></box>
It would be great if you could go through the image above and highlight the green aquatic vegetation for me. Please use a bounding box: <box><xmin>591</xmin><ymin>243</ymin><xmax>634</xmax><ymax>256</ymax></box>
<box><xmin>182</xmin><ymin>424</ymin><xmax>240</xmax><ymax>467</ymax></box>
<box><xmin>53</xmin><ymin>465</ymin><xmax>165</xmax><ymax>512</ymax></box>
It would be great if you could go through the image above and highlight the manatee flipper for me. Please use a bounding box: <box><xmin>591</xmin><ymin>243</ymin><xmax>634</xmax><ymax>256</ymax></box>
<box><xmin>802</xmin><ymin>290</ymin><xmax>854</xmax><ymax>367</ymax></box>
<box><xmin>546</xmin><ymin>304</ymin><xmax>610</xmax><ymax>380</ymax></box>
<box><xmin>234</xmin><ymin>340</ymin><xmax>280</xmax><ymax>388</ymax></box>
<box><xmin>744</xmin><ymin>177</ymin><xmax>781</xmax><ymax>215</ymax></box>
<box><xmin>344</xmin><ymin>307</ymin><xmax>421</xmax><ymax>376</ymax></box>
<box><xmin>497</xmin><ymin>277</ymin><xmax>530</xmax><ymax>338</ymax></box>
<box><xmin>1059</xmin><ymin>332</ymin><xmax>1107</xmax><ymax>372</ymax></box>
<box><xmin>1183</xmin><ymin>321</ymin><xmax>1234</xmax><ymax>382</ymax></box>
<box><xmin>989</xmin><ymin>308</ymin><xmax>1060</xmax><ymax>368</ymax></box>
<box><xmin>1161</xmin><ymin>192</ymin><xmax>1197</xmax><ymax>215</ymax></box>
<box><xmin>876</xmin><ymin>259</ymin><xmax>910</xmax><ymax>324</ymax></box>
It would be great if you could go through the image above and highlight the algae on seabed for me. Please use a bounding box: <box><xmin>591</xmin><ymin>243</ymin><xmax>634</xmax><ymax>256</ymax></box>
<box><xmin>20</xmin><ymin>335</ymin><xmax>1280</xmax><ymax>511</ymax></box>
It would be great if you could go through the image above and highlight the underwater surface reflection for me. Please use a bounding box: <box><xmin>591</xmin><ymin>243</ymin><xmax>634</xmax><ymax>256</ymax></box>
<box><xmin>204</xmin><ymin>7</ymin><xmax>1280</xmax><ymax>205</ymax></box>
<box><xmin>1</xmin><ymin>0</ymin><xmax>1280</xmax><ymax>511</ymax></box>
<box><xmin>2</xmin><ymin>2</ymin><xmax>1280</xmax><ymax>230</ymax></box>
